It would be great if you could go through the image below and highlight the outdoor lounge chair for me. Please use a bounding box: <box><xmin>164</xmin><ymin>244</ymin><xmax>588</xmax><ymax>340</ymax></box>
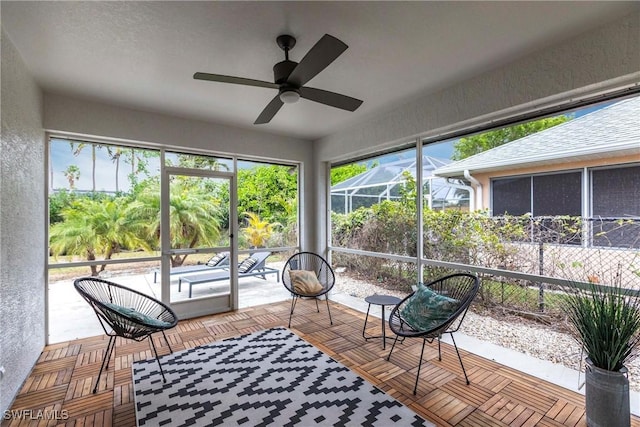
<box><xmin>74</xmin><ymin>277</ymin><xmax>178</xmax><ymax>393</ymax></box>
<box><xmin>282</xmin><ymin>252</ymin><xmax>335</xmax><ymax>328</ymax></box>
<box><xmin>386</xmin><ymin>273</ymin><xmax>479</xmax><ymax>395</ymax></box>
<box><xmin>178</xmin><ymin>251</ymin><xmax>279</xmax><ymax>298</ymax></box>
<box><xmin>152</xmin><ymin>252</ymin><xmax>229</xmax><ymax>283</ymax></box>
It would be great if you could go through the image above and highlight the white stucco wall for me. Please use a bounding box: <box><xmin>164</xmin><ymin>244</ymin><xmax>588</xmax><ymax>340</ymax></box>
<box><xmin>43</xmin><ymin>93</ymin><xmax>316</xmax><ymax>250</ymax></box>
<box><xmin>314</xmin><ymin>11</ymin><xmax>640</xmax><ymax>255</ymax></box>
<box><xmin>0</xmin><ymin>30</ymin><xmax>45</xmax><ymax>412</ymax></box>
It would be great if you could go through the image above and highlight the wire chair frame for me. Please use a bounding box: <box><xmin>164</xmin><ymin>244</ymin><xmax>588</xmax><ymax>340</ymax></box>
<box><xmin>281</xmin><ymin>252</ymin><xmax>335</xmax><ymax>328</ymax></box>
<box><xmin>386</xmin><ymin>273</ymin><xmax>480</xmax><ymax>395</ymax></box>
<box><xmin>74</xmin><ymin>277</ymin><xmax>178</xmax><ymax>393</ymax></box>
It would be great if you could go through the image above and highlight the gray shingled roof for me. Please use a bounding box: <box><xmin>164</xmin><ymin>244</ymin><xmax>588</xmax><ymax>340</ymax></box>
<box><xmin>433</xmin><ymin>97</ymin><xmax>640</xmax><ymax>178</ymax></box>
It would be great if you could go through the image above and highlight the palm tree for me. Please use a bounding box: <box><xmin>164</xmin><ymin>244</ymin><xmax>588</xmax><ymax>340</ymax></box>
<box><xmin>107</xmin><ymin>146</ymin><xmax>123</xmax><ymax>192</ymax></box>
<box><xmin>176</xmin><ymin>154</ymin><xmax>230</xmax><ymax>171</ymax></box>
<box><xmin>274</xmin><ymin>196</ymin><xmax>298</xmax><ymax>247</ymax></box>
<box><xmin>123</xmin><ymin>149</ymin><xmax>159</xmax><ymax>189</ymax></box>
<box><xmin>49</xmin><ymin>198</ymin><xmax>152</xmax><ymax>276</ymax></box>
<box><xmin>63</xmin><ymin>165</ymin><xmax>80</xmax><ymax>190</ymax></box>
<box><xmin>121</xmin><ymin>148</ymin><xmax>137</xmax><ymax>189</ymax></box>
<box><xmin>70</xmin><ymin>141</ymin><xmax>99</xmax><ymax>192</ymax></box>
<box><xmin>242</xmin><ymin>212</ymin><xmax>280</xmax><ymax>248</ymax></box>
<box><xmin>130</xmin><ymin>179</ymin><xmax>223</xmax><ymax>267</ymax></box>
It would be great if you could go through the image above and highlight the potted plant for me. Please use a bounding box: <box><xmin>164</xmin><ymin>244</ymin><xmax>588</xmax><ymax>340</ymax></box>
<box><xmin>562</xmin><ymin>278</ymin><xmax>640</xmax><ymax>427</ymax></box>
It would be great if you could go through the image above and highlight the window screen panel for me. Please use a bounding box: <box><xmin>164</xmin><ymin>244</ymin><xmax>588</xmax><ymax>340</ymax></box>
<box><xmin>492</xmin><ymin>177</ymin><xmax>530</xmax><ymax>215</ymax></box>
<box><xmin>533</xmin><ymin>172</ymin><xmax>582</xmax><ymax>216</ymax></box>
<box><xmin>592</xmin><ymin>219</ymin><xmax>640</xmax><ymax>249</ymax></box>
<box><xmin>592</xmin><ymin>166</ymin><xmax>640</xmax><ymax>217</ymax></box>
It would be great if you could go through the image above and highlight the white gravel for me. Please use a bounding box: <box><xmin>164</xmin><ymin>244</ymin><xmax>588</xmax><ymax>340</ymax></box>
<box><xmin>334</xmin><ymin>271</ymin><xmax>640</xmax><ymax>392</ymax></box>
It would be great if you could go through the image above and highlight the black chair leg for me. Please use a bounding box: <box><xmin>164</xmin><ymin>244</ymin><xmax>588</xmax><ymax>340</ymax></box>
<box><xmin>450</xmin><ymin>333</ymin><xmax>470</xmax><ymax>385</ymax></box>
<box><xmin>104</xmin><ymin>336</ymin><xmax>117</xmax><ymax>371</ymax></box>
<box><xmin>315</xmin><ymin>297</ymin><xmax>320</xmax><ymax>313</ymax></box>
<box><xmin>288</xmin><ymin>295</ymin><xmax>298</xmax><ymax>328</ymax></box>
<box><xmin>386</xmin><ymin>335</ymin><xmax>401</xmax><ymax>361</ymax></box>
<box><xmin>325</xmin><ymin>296</ymin><xmax>333</xmax><ymax>325</ymax></box>
<box><xmin>93</xmin><ymin>335</ymin><xmax>116</xmax><ymax>393</ymax></box>
<box><xmin>148</xmin><ymin>335</ymin><xmax>167</xmax><ymax>383</ymax></box>
<box><xmin>413</xmin><ymin>339</ymin><xmax>427</xmax><ymax>395</ymax></box>
<box><xmin>162</xmin><ymin>330</ymin><xmax>173</xmax><ymax>353</ymax></box>
<box><xmin>437</xmin><ymin>336</ymin><xmax>442</xmax><ymax>361</ymax></box>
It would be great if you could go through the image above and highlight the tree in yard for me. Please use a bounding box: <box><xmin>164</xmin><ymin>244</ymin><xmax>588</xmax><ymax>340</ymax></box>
<box><xmin>123</xmin><ymin>148</ymin><xmax>156</xmax><ymax>188</ymax></box>
<box><xmin>452</xmin><ymin>115</ymin><xmax>571</xmax><ymax>160</ymax></box>
<box><xmin>130</xmin><ymin>178</ymin><xmax>224</xmax><ymax>267</ymax></box>
<box><xmin>174</xmin><ymin>154</ymin><xmax>230</xmax><ymax>171</ymax></box>
<box><xmin>235</xmin><ymin>165</ymin><xmax>297</xmax><ymax>226</ymax></box>
<box><xmin>49</xmin><ymin>198</ymin><xmax>152</xmax><ymax>276</ymax></box>
<box><xmin>242</xmin><ymin>212</ymin><xmax>281</xmax><ymax>248</ymax></box>
<box><xmin>70</xmin><ymin>141</ymin><xmax>100</xmax><ymax>192</ymax></box>
<box><xmin>212</xmin><ymin>164</ymin><xmax>298</xmax><ymax>234</ymax></box>
<box><xmin>63</xmin><ymin>165</ymin><xmax>80</xmax><ymax>190</ymax></box>
<box><xmin>272</xmin><ymin>196</ymin><xmax>298</xmax><ymax>247</ymax></box>
<box><xmin>330</xmin><ymin>162</ymin><xmax>369</xmax><ymax>185</ymax></box>
<box><xmin>106</xmin><ymin>146</ymin><xmax>123</xmax><ymax>192</ymax></box>
<box><xmin>49</xmin><ymin>190</ymin><xmax>76</xmax><ymax>224</ymax></box>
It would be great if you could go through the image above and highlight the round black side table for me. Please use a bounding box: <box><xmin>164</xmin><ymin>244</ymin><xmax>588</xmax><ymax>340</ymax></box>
<box><xmin>362</xmin><ymin>294</ymin><xmax>402</xmax><ymax>349</ymax></box>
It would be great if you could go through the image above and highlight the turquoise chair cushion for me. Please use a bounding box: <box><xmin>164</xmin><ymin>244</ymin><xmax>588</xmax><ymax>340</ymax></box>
<box><xmin>400</xmin><ymin>283</ymin><xmax>459</xmax><ymax>331</ymax></box>
<box><xmin>104</xmin><ymin>302</ymin><xmax>171</xmax><ymax>328</ymax></box>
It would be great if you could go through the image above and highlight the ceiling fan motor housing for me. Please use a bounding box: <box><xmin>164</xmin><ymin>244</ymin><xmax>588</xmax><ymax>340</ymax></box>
<box><xmin>273</xmin><ymin>60</ymin><xmax>297</xmax><ymax>85</ymax></box>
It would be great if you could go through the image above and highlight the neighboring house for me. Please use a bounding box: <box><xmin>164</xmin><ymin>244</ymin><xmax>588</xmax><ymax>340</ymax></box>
<box><xmin>433</xmin><ymin>97</ymin><xmax>640</xmax><ymax>247</ymax></box>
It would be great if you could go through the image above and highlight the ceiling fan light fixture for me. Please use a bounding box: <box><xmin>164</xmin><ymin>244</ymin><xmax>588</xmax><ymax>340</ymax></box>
<box><xmin>279</xmin><ymin>88</ymin><xmax>300</xmax><ymax>104</ymax></box>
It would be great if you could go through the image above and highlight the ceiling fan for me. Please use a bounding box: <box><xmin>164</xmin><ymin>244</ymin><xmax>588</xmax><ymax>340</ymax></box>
<box><xmin>194</xmin><ymin>34</ymin><xmax>363</xmax><ymax>124</ymax></box>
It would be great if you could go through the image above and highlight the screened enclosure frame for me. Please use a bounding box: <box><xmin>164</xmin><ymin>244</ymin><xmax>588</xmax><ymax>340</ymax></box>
<box><xmin>330</xmin><ymin>155</ymin><xmax>471</xmax><ymax>215</ymax></box>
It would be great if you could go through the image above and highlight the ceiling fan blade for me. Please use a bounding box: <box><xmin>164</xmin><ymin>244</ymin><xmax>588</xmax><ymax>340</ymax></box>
<box><xmin>194</xmin><ymin>72</ymin><xmax>278</xmax><ymax>89</ymax></box>
<box><xmin>300</xmin><ymin>87</ymin><xmax>363</xmax><ymax>112</ymax></box>
<box><xmin>287</xmin><ymin>34</ymin><xmax>348</xmax><ymax>87</ymax></box>
<box><xmin>254</xmin><ymin>95</ymin><xmax>284</xmax><ymax>124</ymax></box>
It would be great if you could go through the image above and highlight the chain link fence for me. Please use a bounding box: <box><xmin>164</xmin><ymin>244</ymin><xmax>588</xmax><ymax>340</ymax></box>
<box><xmin>332</xmin><ymin>213</ymin><xmax>640</xmax><ymax>320</ymax></box>
<box><xmin>470</xmin><ymin>217</ymin><xmax>639</xmax><ymax>317</ymax></box>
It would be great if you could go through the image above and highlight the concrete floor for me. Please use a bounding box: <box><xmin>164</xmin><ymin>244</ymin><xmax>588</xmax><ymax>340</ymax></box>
<box><xmin>48</xmin><ymin>269</ymin><xmax>291</xmax><ymax>344</ymax></box>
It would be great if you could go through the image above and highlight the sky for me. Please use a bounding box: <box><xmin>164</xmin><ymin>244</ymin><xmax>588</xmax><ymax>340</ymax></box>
<box><xmin>50</xmin><ymin>139</ymin><xmax>160</xmax><ymax>193</ymax></box>
<box><xmin>424</xmin><ymin>140</ymin><xmax>455</xmax><ymax>159</ymax></box>
<box><xmin>50</xmin><ymin>140</ymin><xmax>272</xmax><ymax>193</ymax></box>
<box><xmin>362</xmin><ymin>139</ymin><xmax>455</xmax><ymax>168</ymax></box>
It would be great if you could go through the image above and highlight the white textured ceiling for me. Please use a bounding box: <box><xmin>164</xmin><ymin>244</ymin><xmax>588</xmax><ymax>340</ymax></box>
<box><xmin>2</xmin><ymin>1</ymin><xmax>637</xmax><ymax>140</ymax></box>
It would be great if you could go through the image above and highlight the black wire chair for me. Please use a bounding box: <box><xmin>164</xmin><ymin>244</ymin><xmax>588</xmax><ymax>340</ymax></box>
<box><xmin>282</xmin><ymin>252</ymin><xmax>335</xmax><ymax>328</ymax></box>
<box><xmin>386</xmin><ymin>273</ymin><xmax>479</xmax><ymax>395</ymax></box>
<box><xmin>74</xmin><ymin>277</ymin><xmax>178</xmax><ymax>393</ymax></box>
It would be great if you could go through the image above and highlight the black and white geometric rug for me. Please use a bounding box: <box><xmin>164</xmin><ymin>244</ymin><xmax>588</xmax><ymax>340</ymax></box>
<box><xmin>133</xmin><ymin>327</ymin><xmax>433</xmax><ymax>426</ymax></box>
